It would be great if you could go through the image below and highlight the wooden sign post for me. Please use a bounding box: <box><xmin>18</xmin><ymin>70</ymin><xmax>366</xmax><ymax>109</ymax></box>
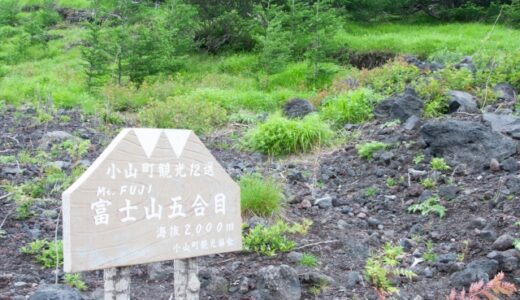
<box><xmin>62</xmin><ymin>128</ymin><xmax>242</xmax><ymax>299</ymax></box>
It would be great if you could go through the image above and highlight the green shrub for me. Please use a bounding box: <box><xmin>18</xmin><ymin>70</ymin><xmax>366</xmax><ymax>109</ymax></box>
<box><xmin>364</xmin><ymin>242</ymin><xmax>415</xmax><ymax>298</ymax></box>
<box><xmin>243</xmin><ymin>220</ymin><xmax>311</xmax><ymax>257</ymax></box>
<box><xmin>299</xmin><ymin>253</ymin><xmax>318</xmax><ymax>267</ymax></box>
<box><xmin>421</xmin><ymin>178</ymin><xmax>436</xmax><ymax>189</ymax></box>
<box><xmin>408</xmin><ymin>196</ymin><xmax>446</xmax><ymax>218</ymax></box>
<box><xmin>239</xmin><ymin>173</ymin><xmax>284</xmax><ymax>217</ymax></box>
<box><xmin>140</xmin><ymin>97</ymin><xmax>227</xmax><ymax>134</ymax></box>
<box><xmin>20</xmin><ymin>239</ymin><xmax>63</xmax><ymax>268</ymax></box>
<box><xmin>245</xmin><ymin>113</ymin><xmax>333</xmax><ymax>156</ymax></box>
<box><xmin>356</xmin><ymin>141</ymin><xmax>388</xmax><ymax>160</ymax></box>
<box><xmin>320</xmin><ymin>88</ymin><xmax>380</xmax><ymax>127</ymax></box>
<box><xmin>361</xmin><ymin>59</ymin><xmax>420</xmax><ymax>97</ymax></box>
<box><xmin>430</xmin><ymin>157</ymin><xmax>451</xmax><ymax>171</ymax></box>
<box><xmin>64</xmin><ymin>273</ymin><xmax>87</xmax><ymax>291</ymax></box>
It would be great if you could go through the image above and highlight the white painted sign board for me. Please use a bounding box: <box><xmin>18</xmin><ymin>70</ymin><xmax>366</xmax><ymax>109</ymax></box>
<box><xmin>62</xmin><ymin>128</ymin><xmax>242</xmax><ymax>272</ymax></box>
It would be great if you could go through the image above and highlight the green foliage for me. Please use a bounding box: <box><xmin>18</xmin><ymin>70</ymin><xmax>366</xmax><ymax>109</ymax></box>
<box><xmin>140</xmin><ymin>97</ymin><xmax>227</xmax><ymax>134</ymax></box>
<box><xmin>408</xmin><ymin>196</ymin><xmax>446</xmax><ymax>218</ymax></box>
<box><xmin>64</xmin><ymin>273</ymin><xmax>87</xmax><ymax>291</ymax></box>
<box><xmin>356</xmin><ymin>141</ymin><xmax>388</xmax><ymax>160</ymax></box>
<box><xmin>0</xmin><ymin>0</ymin><xmax>21</xmax><ymax>26</ymax></box>
<box><xmin>299</xmin><ymin>253</ymin><xmax>318</xmax><ymax>267</ymax></box>
<box><xmin>365</xmin><ymin>242</ymin><xmax>416</xmax><ymax>298</ymax></box>
<box><xmin>361</xmin><ymin>59</ymin><xmax>420</xmax><ymax>97</ymax></box>
<box><xmin>423</xmin><ymin>240</ymin><xmax>437</xmax><ymax>262</ymax></box>
<box><xmin>0</xmin><ymin>155</ymin><xmax>16</xmax><ymax>164</ymax></box>
<box><xmin>53</xmin><ymin>139</ymin><xmax>90</xmax><ymax>163</ymax></box>
<box><xmin>320</xmin><ymin>88</ymin><xmax>380</xmax><ymax>127</ymax></box>
<box><xmin>81</xmin><ymin>21</ymin><xmax>111</xmax><ymax>89</ymax></box>
<box><xmin>308</xmin><ymin>278</ymin><xmax>329</xmax><ymax>296</ymax></box>
<box><xmin>243</xmin><ymin>220</ymin><xmax>311</xmax><ymax>257</ymax></box>
<box><xmin>239</xmin><ymin>173</ymin><xmax>284</xmax><ymax>217</ymax></box>
<box><xmin>430</xmin><ymin>157</ymin><xmax>451</xmax><ymax>171</ymax></box>
<box><xmin>245</xmin><ymin>113</ymin><xmax>333</xmax><ymax>156</ymax></box>
<box><xmin>364</xmin><ymin>187</ymin><xmax>378</xmax><ymax>198</ymax></box>
<box><xmin>413</xmin><ymin>154</ymin><xmax>425</xmax><ymax>165</ymax></box>
<box><xmin>421</xmin><ymin>178</ymin><xmax>436</xmax><ymax>189</ymax></box>
<box><xmin>514</xmin><ymin>239</ymin><xmax>520</xmax><ymax>251</ymax></box>
<box><xmin>386</xmin><ymin>177</ymin><xmax>398</xmax><ymax>188</ymax></box>
<box><xmin>20</xmin><ymin>239</ymin><xmax>63</xmax><ymax>268</ymax></box>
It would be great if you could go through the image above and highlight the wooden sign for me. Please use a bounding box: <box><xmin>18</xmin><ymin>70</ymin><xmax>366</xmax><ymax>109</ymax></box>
<box><xmin>62</xmin><ymin>128</ymin><xmax>242</xmax><ymax>273</ymax></box>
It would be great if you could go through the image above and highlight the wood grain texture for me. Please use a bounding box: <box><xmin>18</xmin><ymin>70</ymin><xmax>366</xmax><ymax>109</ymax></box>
<box><xmin>63</xmin><ymin>129</ymin><xmax>242</xmax><ymax>272</ymax></box>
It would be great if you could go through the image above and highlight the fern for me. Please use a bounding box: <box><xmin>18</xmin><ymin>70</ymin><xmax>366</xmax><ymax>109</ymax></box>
<box><xmin>408</xmin><ymin>196</ymin><xmax>446</xmax><ymax>218</ymax></box>
<box><xmin>447</xmin><ymin>272</ymin><xmax>517</xmax><ymax>300</ymax></box>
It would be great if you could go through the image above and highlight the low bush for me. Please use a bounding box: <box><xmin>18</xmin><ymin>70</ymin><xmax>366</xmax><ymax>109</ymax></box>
<box><xmin>360</xmin><ymin>59</ymin><xmax>420</xmax><ymax>97</ymax></box>
<box><xmin>20</xmin><ymin>239</ymin><xmax>63</xmax><ymax>268</ymax></box>
<box><xmin>243</xmin><ymin>219</ymin><xmax>312</xmax><ymax>257</ymax></box>
<box><xmin>140</xmin><ymin>97</ymin><xmax>227</xmax><ymax>134</ymax></box>
<box><xmin>245</xmin><ymin>113</ymin><xmax>333</xmax><ymax>156</ymax></box>
<box><xmin>320</xmin><ymin>88</ymin><xmax>380</xmax><ymax>127</ymax></box>
<box><xmin>239</xmin><ymin>173</ymin><xmax>284</xmax><ymax>217</ymax></box>
<box><xmin>356</xmin><ymin>141</ymin><xmax>388</xmax><ymax>160</ymax></box>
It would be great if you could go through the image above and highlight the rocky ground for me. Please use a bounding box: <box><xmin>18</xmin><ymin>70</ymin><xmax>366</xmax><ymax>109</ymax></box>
<box><xmin>1</xmin><ymin>81</ymin><xmax>520</xmax><ymax>300</ymax></box>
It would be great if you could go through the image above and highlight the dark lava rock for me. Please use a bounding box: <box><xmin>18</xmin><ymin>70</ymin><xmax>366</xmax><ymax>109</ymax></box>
<box><xmin>147</xmin><ymin>262</ymin><xmax>174</xmax><ymax>281</ymax></box>
<box><xmin>404</xmin><ymin>115</ymin><xmax>421</xmax><ymax>131</ymax></box>
<box><xmin>201</xmin><ymin>274</ymin><xmax>229</xmax><ymax>297</ymax></box>
<box><xmin>255</xmin><ymin>265</ymin><xmax>301</xmax><ymax>300</ymax></box>
<box><xmin>487</xmin><ymin>249</ymin><xmax>519</xmax><ymax>272</ymax></box>
<box><xmin>420</xmin><ymin>120</ymin><xmax>517</xmax><ymax>169</ymax></box>
<box><xmin>448</xmin><ymin>91</ymin><xmax>479</xmax><ymax>114</ymax></box>
<box><xmin>505</xmin><ymin>176</ymin><xmax>520</xmax><ymax>194</ymax></box>
<box><xmin>345</xmin><ymin>271</ymin><xmax>363</xmax><ymax>288</ymax></box>
<box><xmin>492</xmin><ymin>234</ymin><xmax>515</xmax><ymax>251</ymax></box>
<box><xmin>374</xmin><ymin>88</ymin><xmax>424</xmax><ymax>122</ymax></box>
<box><xmin>29</xmin><ymin>284</ymin><xmax>84</xmax><ymax>300</ymax></box>
<box><xmin>450</xmin><ymin>258</ymin><xmax>498</xmax><ymax>288</ymax></box>
<box><xmin>483</xmin><ymin>112</ymin><xmax>520</xmax><ymax>140</ymax></box>
<box><xmin>493</xmin><ymin>83</ymin><xmax>518</xmax><ymax>103</ymax></box>
<box><xmin>501</xmin><ymin>157</ymin><xmax>519</xmax><ymax>172</ymax></box>
<box><xmin>282</xmin><ymin>98</ymin><xmax>315</xmax><ymax>119</ymax></box>
<box><xmin>439</xmin><ymin>185</ymin><xmax>460</xmax><ymax>201</ymax></box>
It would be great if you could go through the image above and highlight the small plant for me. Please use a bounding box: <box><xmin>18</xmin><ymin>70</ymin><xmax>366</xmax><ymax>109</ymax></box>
<box><xmin>422</xmin><ymin>241</ymin><xmax>437</xmax><ymax>262</ymax></box>
<box><xmin>309</xmin><ymin>278</ymin><xmax>329</xmax><ymax>296</ymax></box>
<box><xmin>364</xmin><ymin>187</ymin><xmax>378</xmax><ymax>198</ymax></box>
<box><xmin>0</xmin><ymin>155</ymin><xmax>16</xmax><ymax>164</ymax></box>
<box><xmin>245</xmin><ymin>113</ymin><xmax>333</xmax><ymax>156</ymax></box>
<box><xmin>243</xmin><ymin>220</ymin><xmax>311</xmax><ymax>257</ymax></box>
<box><xmin>408</xmin><ymin>196</ymin><xmax>446</xmax><ymax>218</ymax></box>
<box><xmin>299</xmin><ymin>253</ymin><xmax>318</xmax><ymax>267</ymax></box>
<box><xmin>447</xmin><ymin>272</ymin><xmax>517</xmax><ymax>300</ymax></box>
<box><xmin>431</xmin><ymin>158</ymin><xmax>451</xmax><ymax>171</ymax></box>
<box><xmin>64</xmin><ymin>273</ymin><xmax>87</xmax><ymax>291</ymax></box>
<box><xmin>239</xmin><ymin>173</ymin><xmax>284</xmax><ymax>217</ymax></box>
<box><xmin>421</xmin><ymin>178</ymin><xmax>437</xmax><ymax>189</ymax></box>
<box><xmin>380</xmin><ymin>119</ymin><xmax>400</xmax><ymax>129</ymax></box>
<box><xmin>413</xmin><ymin>154</ymin><xmax>425</xmax><ymax>165</ymax></box>
<box><xmin>514</xmin><ymin>239</ymin><xmax>520</xmax><ymax>251</ymax></box>
<box><xmin>320</xmin><ymin>88</ymin><xmax>380</xmax><ymax>127</ymax></box>
<box><xmin>356</xmin><ymin>141</ymin><xmax>388</xmax><ymax>160</ymax></box>
<box><xmin>20</xmin><ymin>239</ymin><xmax>63</xmax><ymax>268</ymax></box>
<box><xmin>386</xmin><ymin>177</ymin><xmax>398</xmax><ymax>188</ymax></box>
<box><xmin>365</xmin><ymin>242</ymin><xmax>416</xmax><ymax>299</ymax></box>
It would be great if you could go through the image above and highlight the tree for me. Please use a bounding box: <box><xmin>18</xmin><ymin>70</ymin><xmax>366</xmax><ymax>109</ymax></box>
<box><xmin>0</xmin><ymin>0</ymin><xmax>21</xmax><ymax>26</ymax></box>
<box><xmin>82</xmin><ymin>21</ymin><xmax>111</xmax><ymax>89</ymax></box>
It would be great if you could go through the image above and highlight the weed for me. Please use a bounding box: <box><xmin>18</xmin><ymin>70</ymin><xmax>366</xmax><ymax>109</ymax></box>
<box><xmin>413</xmin><ymin>154</ymin><xmax>425</xmax><ymax>165</ymax></box>
<box><xmin>365</xmin><ymin>242</ymin><xmax>416</xmax><ymax>299</ymax></box>
<box><xmin>430</xmin><ymin>157</ymin><xmax>451</xmax><ymax>171</ymax></box>
<box><xmin>356</xmin><ymin>141</ymin><xmax>388</xmax><ymax>160</ymax></box>
<box><xmin>408</xmin><ymin>196</ymin><xmax>446</xmax><ymax>218</ymax></box>
<box><xmin>447</xmin><ymin>272</ymin><xmax>517</xmax><ymax>300</ymax></box>
<box><xmin>309</xmin><ymin>278</ymin><xmax>329</xmax><ymax>296</ymax></box>
<box><xmin>421</xmin><ymin>178</ymin><xmax>436</xmax><ymax>189</ymax></box>
<box><xmin>245</xmin><ymin>113</ymin><xmax>333</xmax><ymax>156</ymax></box>
<box><xmin>243</xmin><ymin>220</ymin><xmax>311</xmax><ymax>257</ymax></box>
<box><xmin>320</xmin><ymin>88</ymin><xmax>380</xmax><ymax>127</ymax></box>
<box><xmin>299</xmin><ymin>253</ymin><xmax>318</xmax><ymax>267</ymax></box>
<box><xmin>386</xmin><ymin>177</ymin><xmax>397</xmax><ymax>188</ymax></box>
<box><xmin>20</xmin><ymin>239</ymin><xmax>63</xmax><ymax>268</ymax></box>
<box><xmin>64</xmin><ymin>273</ymin><xmax>87</xmax><ymax>291</ymax></box>
<box><xmin>0</xmin><ymin>155</ymin><xmax>16</xmax><ymax>164</ymax></box>
<box><xmin>53</xmin><ymin>139</ymin><xmax>90</xmax><ymax>163</ymax></box>
<box><xmin>239</xmin><ymin>173</ymin><xmax>284</xmax><ymax>217</ymax></box>
<box><xmin>364</xmin><ymin>187</ymin><xmax>378</xmax><ymax>198</ymax></box>
<box><xmin>422</xmin><ymin>241</ymin><xmax>437</xmax><ymax>262</ymax></box>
